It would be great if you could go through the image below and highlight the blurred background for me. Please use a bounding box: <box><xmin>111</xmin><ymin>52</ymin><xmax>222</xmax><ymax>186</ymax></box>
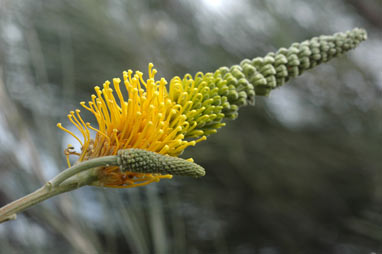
<box><xmin>0</xmin><ymin>0</ymin><xmax>381</xmax><ymax>253</ymax></box>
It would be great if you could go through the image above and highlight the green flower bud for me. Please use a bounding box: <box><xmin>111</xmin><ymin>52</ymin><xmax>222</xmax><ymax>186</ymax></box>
<box><xmin>118</xmin><ymin>149</ymin><xmax>205</xmax><ymax>178</ymax></box>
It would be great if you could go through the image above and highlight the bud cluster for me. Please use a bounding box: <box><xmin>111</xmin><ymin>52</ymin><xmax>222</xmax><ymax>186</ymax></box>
<box><xmin>171</xmin><ymin>28</ymin><xmax>367</xmax><ymax>138</ymax></box>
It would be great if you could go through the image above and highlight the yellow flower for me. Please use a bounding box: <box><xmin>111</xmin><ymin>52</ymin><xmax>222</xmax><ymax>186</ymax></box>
<box><xmin>57</xmin><ymin>64</ymin><xmax>206</xmax><ymax>188</ymax></box>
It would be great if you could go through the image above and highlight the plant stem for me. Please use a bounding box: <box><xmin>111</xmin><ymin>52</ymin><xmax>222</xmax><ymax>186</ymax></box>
<box><xmin>50</xmin><ymin>155</ymin><xmax>119</xmax><ymax>187</ymax></box>
<box><xmin>0</xmin><ymin>183</ymin><xmax>71</xmax><ymax>223</ymax></box>
<box><xmin>0</xmin><ymin>155</ymin><xmax>120</xmax><ymax>223</ymax></box>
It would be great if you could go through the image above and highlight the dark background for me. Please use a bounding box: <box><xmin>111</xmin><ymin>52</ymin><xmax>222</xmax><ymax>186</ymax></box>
<box><xmin>0</xmin><ymin>0</ymin><xmax>381</xmax><ymax>253</ymax></box>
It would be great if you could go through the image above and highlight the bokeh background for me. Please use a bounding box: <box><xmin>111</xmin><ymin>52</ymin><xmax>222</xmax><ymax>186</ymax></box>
<box><xmin>0</xmin><ymin>0</ymin><xmax>381</xmax><ymax>253</ymax></box>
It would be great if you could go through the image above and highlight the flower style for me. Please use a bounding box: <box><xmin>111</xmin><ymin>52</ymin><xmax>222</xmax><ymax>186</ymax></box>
<box><xmin>57</xmin><ymin>28</ymin><xmax>367</xmax><ymax>189</ymax></box>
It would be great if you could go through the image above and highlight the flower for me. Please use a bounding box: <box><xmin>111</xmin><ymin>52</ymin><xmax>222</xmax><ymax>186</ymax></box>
<box><xmin>57</xmin><ymin>28</ymin><xmax>366</xmax><ymax>188</ymax></box>
<box><xmin>57</xmin><ymin>64</ymin><xmax>206</xmax><ymax>188</ymax></box>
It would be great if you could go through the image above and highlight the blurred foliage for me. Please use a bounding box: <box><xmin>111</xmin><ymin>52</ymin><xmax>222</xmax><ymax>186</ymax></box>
<box><xmin>0</xmin><ymin>0</ymin><xmax>382</xmax><ymax>253</ymax></box>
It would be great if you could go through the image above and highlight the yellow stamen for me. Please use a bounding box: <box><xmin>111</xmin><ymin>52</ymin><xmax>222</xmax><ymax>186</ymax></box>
<box><xmin>68</xmin><ymin>112</ymin><xmax>87</xmax><ymax>142</ymax></box>
<box><xmin>86</xmin><ymin>122</ymin><xmax>110</xmax><ymax>142</ymax></box>
<box><xmin>75</xmin><ymin>110</ymin><xmax>90</xmax><ymax>141</ymax></box>
<box><xmin>57</xmin><ymin>123</ymin><xmax>83</xmax><ymax>146</ymax></box>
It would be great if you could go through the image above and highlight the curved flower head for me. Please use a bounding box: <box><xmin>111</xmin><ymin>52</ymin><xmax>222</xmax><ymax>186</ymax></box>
<box><xmin>58</xmin><ymin>28</ymin><xmax>366</xmax><ymax>188</ymax></box>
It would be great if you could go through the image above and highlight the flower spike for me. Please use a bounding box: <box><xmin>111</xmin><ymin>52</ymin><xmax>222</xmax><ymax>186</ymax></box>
<box><xmin>58</xmin><ymin>28</ymin><xmax>367</xmax><ymax>188</ymax></box>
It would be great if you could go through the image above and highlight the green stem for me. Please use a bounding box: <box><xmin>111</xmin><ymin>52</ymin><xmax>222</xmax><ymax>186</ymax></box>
<box><xmin>0</xmin><ymin>183</ymin><xmax>72</xmax><ymax>223</ymax></box>
<box><xmin>50</xmin><ymin>155</ymin><xmax>119</xmax><ymax>187</ymax></box>
<box><xmin>0</xmin><ymin>155</ymin><xmax>119</xmax><ymax>223</ymax></box>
